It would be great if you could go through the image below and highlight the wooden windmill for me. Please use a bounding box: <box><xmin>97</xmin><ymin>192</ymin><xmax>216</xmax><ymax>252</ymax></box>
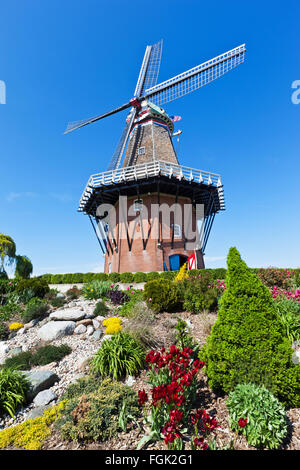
<box><xmin>65</xmin><ymin>40</ymin><xmax>246</xmax><ymax>273</ymax></box>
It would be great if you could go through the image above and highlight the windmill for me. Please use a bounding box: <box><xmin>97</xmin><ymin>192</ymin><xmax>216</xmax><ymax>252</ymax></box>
<box><xmin>65</xmin><ymin>40</ymin><xmax>246</xmax><ymax>273</ymax></box>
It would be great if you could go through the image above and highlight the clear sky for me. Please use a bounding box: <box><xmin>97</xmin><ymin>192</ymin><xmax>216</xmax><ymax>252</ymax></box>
<box><xmin>0</xmin><ymin>0</ymin><xmax>299</xmax><ymax>276</ymax></box>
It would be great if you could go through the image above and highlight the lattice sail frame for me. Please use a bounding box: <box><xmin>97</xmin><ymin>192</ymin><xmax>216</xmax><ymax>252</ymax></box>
<box><xmin>145</xmin><ymin>44</ymin><xmax>245</xmax><ymax>106</ymax></box>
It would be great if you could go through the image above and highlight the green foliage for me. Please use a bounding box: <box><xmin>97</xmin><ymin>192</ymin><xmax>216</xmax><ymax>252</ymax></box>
<box><xmin>15</xmin><ymin>255</ymin><xmax>33</xmax><ymax>279</ymax></box>
<box><xmin>56</xmin><ymin>377</ymin><xmax>139</xmax><ymax>443</ymax></box>
<box><xmin>123</xmin><ymin>301</ymin><xmax>159</xmax><ymax>350</ymax></box>
<box><xmin>82</xmin><ymin>280</ymin><xmax>112</xmax><ymax>299</ymax></box>
<box><xmin>93</xmin><ymin>300</ymin><xmax>109</xmax><ymax>316</ymax></box>
<box><xmin>0</xmin><ymin>368</ymin><xmax>30</xmax><ymax>417</ymax></box>
<box><xmin>159</xmin><ymin>271</ymin><xmax>177</xmax><ymax>280</ymax></box>
<box><xmin>120</xmin><ymin>272</ymin><xmax>134</xmax><ymax>283</ymax></box>
<box><xmin>274</xmin><ymin>298</ymin><xmax>300</xmax><ymax>341</ymax></box>
<box><xmin>91</xmin><ymin>332</ymin><xmax>145</xmax><ymax>379</ymax></box>
<box><xmin>31</xmin><ymin>344</ymin><xmax>72</xmax><ymax>366</ymax></box>
<box><xmin>0</xmin><ymin>234</ymin><xmax>16</xmax><ymax>272</ymax></box>
<box><xmin>108</xmin><ymin>272</ymin><xmax>120</xmax><ymax>282</ymax></box>
<box><xmin>119</xmin><ymin>289</ymin><xmax>144</xmax><ymax>317</ymax></box>
<box><xmin>0</xmin><ymin>271</ymin><xmax>8</xmax><ymax>280</ymax></box>
<box><xmin>226</xmin><ymin>383</ymin><xmax>288</xmax><ymax>449</ymax></box>
<box><xmin>201</xmin><ymin>247</ymin><xmax>300</xmax><ymax>408</ymax></box>
<box><xmin>133</xmin><ymin>272</ymin><xmax>148</xmax><ymax>283</ymax></box>
<box><xmin>182</xmin><ymin>274</ymin><xmax>219</xmax><ymax>313</ymax></box>
<box><xmin>0</xmin><ymin>402</ymin><xmax>65</xmax><ymax>450</ymax></box>
<box><xmin>15</xmin><ymin>278</ymin><xmax>49</xmax><ymax>299</ymax></box>
<box><xmin>146</xmin><ymin>272</ymin><xmax>160</xmax><ymax>281</ymax></box>
<box><xmin>21</xmin><ymin>297</ymin><xmax>49</xmax><ymax>323</ymax></box>
<box><xmin>0</xmin><ymin>301</ymin><xmax>22</xmax><ymax>321</ymax></box>
<box><xmin>65</xmin><ymin>286</ymin><xmax>82</xmax><ymax>300</ymax></box>
<box><xmin>143</xmin><ymin>279</ymin><xmax>180</xmax><ymax>313</ymax></box>
<box><xmin>0</xmin><ymin>322</ymin><xmax>8</xmax><ymax>340</ymax></box>
<box><xmin>50</xmin><ymin>297</ymin><xmax>66</xmax><ymax>308</ymax></box>
<box><xmin>257</xmin><ymin>268</ymin><xmax>293</xmax><ymax>289</ymax></box>
<box><xmin>2</xmin><ymin>344</ymin><xmax>72</xmax><ymax>370</ymax></box>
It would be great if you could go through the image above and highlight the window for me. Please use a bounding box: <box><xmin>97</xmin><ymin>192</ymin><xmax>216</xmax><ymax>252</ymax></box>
<box><xmin>171</xmin><ymin>224</ymin><xmax>181</xmax><ymax>238</ymax></box>
<box><xmin>137</xmin><ymin>146</ymin><xmax>145</xmax><ymax>155</ymax></box>
<box><xmin>133</xmin><ymin>199</ymin><xmax>143</xmax><ymax>212</ymax></box>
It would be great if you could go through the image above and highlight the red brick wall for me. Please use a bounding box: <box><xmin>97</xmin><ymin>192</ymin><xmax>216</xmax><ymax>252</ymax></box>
<box><xmin>104</xmin><ymin>193</ymin><xmax>204</xmax><ymax>273</ymax></box>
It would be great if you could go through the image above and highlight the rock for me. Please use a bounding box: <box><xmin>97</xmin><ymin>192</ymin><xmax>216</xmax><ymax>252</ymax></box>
<box><xmin>92</xmin><ymin>330</ymin><xmax>103</xmax><ymax>340</ymax></box>
<box><xmin>76</xmin><ymin>318</ymin><xmax>93</xmax><ymax>326</ymax></box>
<box><xmin>37</xmin><ymin>321</ymin><xmax>76</xmax><ymax>342</ymax></box>
<box><xmin>22</xmin><ymin>370</ymin><xmax>59</xmax><ymax>401</ymax></box>
<box><xmin>49</xmin><ymin>309</ymin><xmax>86</xmax><ymax>322</ymax></box>
<box><xmin>84</xmin><ymin>312</ymin><xmax>95</xmax><ymax>319</ymax></box>
<box><xmin>125</xmin><ymin>376</ymin><xmax>136</xmax><ymax>386</ymax></box>
<box><xmin>17</xmin><ymin>328</ymin><xmax>25</xmax><ymax>335</ymax></box>
<box><xmin>74</xmin><ymin>324</ymin><xmax>87</xmax><ymax>335</ymax></box>
<box><xmin>27</xmin><ymin>406</ymin><xmax>49</xmax><ymax>420</ymax></box>
<box><xmin>86</xmin><ymin>325</ymin><xmax>94</xmax><ymax>336</ymax></box>
<box><xmin>33</xmin><ymin>389</ymin><xmax>57</xmax><ymax>407</ymax></box>
<box><xmin>292</xmin><ymin>351</ymin><xmax>300</xmax><ymax>365</ymax></box>
<box><xmin>92</xmin><ymin>319</ymin><xmax>100</xmax><ymax>329</ymax></box>
<box><xmin>23</xmin><ymin>319</ymin><xmax>39</xmax><ymax>330</ymax></box>
<box><xmin>0</xmin><ymin>342</ymin><xmax>10</xmax><ymax>365</ymax></box>
<box><xmin>102</xmin><ymin>334</ymin><xmax>112</xmax><ymax>342</ymax></box>
<box><xmin>56</xmin><ymin>293</ymin><xmax>65</xmax><ymax>299</ymax></box>
<box><xmin>9</xmin><ymin>347</ymin><xmax>22</xmax><ymax>356</ymax></box>
<box><xmin>96</xmin><ymin>316</ymin><xmax>105</xmax><ymax>323</ymax></box>
<box><xmin>76</xmin><ymin>357</ymin><xmax>92</xmax><ymax>372</ymax></box>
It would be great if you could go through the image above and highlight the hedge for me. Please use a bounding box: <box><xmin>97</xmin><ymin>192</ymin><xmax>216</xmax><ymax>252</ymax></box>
<box><xmin>33</xmin><ymin>267</ymin><xmax>300</xmax><ymax>285</ymax></box>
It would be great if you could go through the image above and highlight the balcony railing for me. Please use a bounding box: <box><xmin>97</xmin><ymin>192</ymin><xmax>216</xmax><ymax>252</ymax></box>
<box><xmin>78</xmin><ymin>160</ymin><xmax>224</xmax><ymax>211</ymax></box>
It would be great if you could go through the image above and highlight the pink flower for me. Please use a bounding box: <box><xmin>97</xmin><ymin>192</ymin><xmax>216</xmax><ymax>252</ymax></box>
<box><xmin>149</xmin><ymin>298</ymin><xmax>152</xmax><ymax>302</ymax></box>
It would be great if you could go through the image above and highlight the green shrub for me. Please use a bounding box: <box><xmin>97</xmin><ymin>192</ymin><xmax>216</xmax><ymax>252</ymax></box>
<box><xmin>50</xmin><ymin>297</ymin><xmax>66</xmax><ymax>308</ymax></box>
<box><xmin>93</xmin><ymin>300</ymin><xmax>109</xmax><ymax>316</ymax></box>
<box><xmin>56</xmin><ymin>377</ymin><xmax>139</xmax><ymax>442</ymax></box>
<box><xmin>119</xmin><ymin>289</ymin><xmax>144</xmax><ymax>317</ymax></box>
<box><xmin>83</xmin><ymin>273</ymin><xmax>95</xmax><ymax>283</ymax></box>
<box><xmin>257</xmin><ymin>268</ymin><xmax>293</xmax><ymax>289</ymax></box>
<box><xmin>226</xmin><ymin>383</ymin><xmax>288</xmax><ymax>449</ymax></box>
<box><xmin>0</xmin><ymin>301</ymin><xmax>22</xmax><ymax>321</ymax></box>
<box><xmin>15</xmin><ymin>278</ymin><xmax>49</xmax><ymax>299</ymax></box>
<box><xmin>65</xmin><ymin>286</ymin><xmax>82</xmax><ymax>300</ymax></box>
<box><xmin>0</xmin><ymin>368</ymin><xmax>30</xmax><ymax>417</ymax></box>
<box><xmin>133</xmin><ymin>272</ymin><xmax>147</xmax><ymax>283</ymax></box>
<box><xmin>120</xmin><ymin>272</ymin><xmax>134</xmax><ymax>283</ymax></box>
<box><xmin>123</xmin><ymin>301</ymin><xmax>159</xmax><ymax>350</ymax></box>
<box><xmin>274</xmin><ymin>298</ymin><xmax>300</xmax><ymax>342</ymax></box>
<box><xmin>2</xmin><ymin>344</ymin><xmax>72</xmax><ymax>370</ymax></box>
<box><xmin>21</xmin><ymin>298</ymin><xmax>49</xmax><ymax>323</ymax></box>
<box><xmin>82</xmin><ymin>280</ymin><xmax>112</xmax><ymax>299</ymax></box>
<box><xmin>159</xmin><ymin>271</ymin><xmax>177</xmax><ymax>280</ymax></box>
<box><xmin>182</xmin><ymin>274</ymin><xmax>219</xmax><ymax>313</ymax></box>
<box><xmin>31</xmin><ymin>344</ymin><xmax>72</xmax><ymax>366</ymax></box>
<box><xmin>200</xmin><ymin>247</ymin><xmax>300</xmax><ymax>408</ymax></box>
<box><xmin>91</xmin><ymin>332</ymin><xmax>145</xmax><ymax>379</ymax></box>
<box><xmin>0</xmin><ymin>322</ymin><xmax>8</xmax><ymax>340</ymax></box>
<box><xmin>143</xmin><ymin>279</ymin><xmax>180</xmax><ymax>313</ymax></box>
<box><xmin>108</xmin><ymin>272</ymin><xmax>120</xmax><ymax>283</ymax></box>
<box><xmin>93</xmin><ymin>272</ymin><xmax>108</xmax><ymax>282</ymax></box>
<box><xmin>146</xmin><ymin>272</ymin><xmax>159</xmax><ymax>281</ymax></box>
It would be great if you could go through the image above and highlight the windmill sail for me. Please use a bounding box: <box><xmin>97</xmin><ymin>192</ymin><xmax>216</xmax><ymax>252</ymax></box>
<box><xmin>106</xmin><ymin>109</ymin><xmax>137</xmax><ymax>170</ymax></box>
<box><xmin>144</xmin><ymin>44</ymin><xmax>246</xmax><ymax>106</ymax></box>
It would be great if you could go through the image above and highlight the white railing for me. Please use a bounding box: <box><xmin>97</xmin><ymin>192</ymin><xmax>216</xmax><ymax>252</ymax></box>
<box><xmin>78</xmin><ymin>160</ymin><xmax>223</xmax><ymax>210</ymax></box>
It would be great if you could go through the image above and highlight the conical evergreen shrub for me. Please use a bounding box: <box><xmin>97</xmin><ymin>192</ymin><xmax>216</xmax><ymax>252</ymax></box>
<box><xmin>201</xmin><ymin>247</ymin><xmax>299</xmax><ymax>408</ymax></box>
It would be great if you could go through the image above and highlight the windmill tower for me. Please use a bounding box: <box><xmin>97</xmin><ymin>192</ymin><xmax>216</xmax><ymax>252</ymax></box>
<box><xmin>65</xmin><ymin>40</ymin><xmax>246</xmax><ymax>273</ymax></box>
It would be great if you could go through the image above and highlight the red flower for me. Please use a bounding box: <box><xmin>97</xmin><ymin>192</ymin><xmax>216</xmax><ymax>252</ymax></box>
<box><xmin>138</xmin><ymin>389</ymin><xmax>148</xmax><ymax>406</ymax></box>
<box><xmin>238</xmin><ymin>418</ymin><xmax>248</xmax><ymax>428</ymax></box>
<box><xmin>193</xmin><ymin>437</ymin><xmax>208</xmax><ymax>450</ymax></box>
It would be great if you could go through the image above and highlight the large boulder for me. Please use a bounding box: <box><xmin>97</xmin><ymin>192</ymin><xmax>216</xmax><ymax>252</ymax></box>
<box><xmin>37</xmin><ymin>321</ymin><xmax>75</xmax><ymax>342</ymax></box>
<box><xmin>22</xmin><ymin>370</ymin><xmax>59</xmax><ymax>401</ymax></box>
<box><xmin>33</xmin><ymin>389</ymin><xmax>57</xmax><ymax>407</ymax></box>
<box><xmin>49</xmin><ymin>309</ymin><xmax>86</xmax><ymax>322</ymax></box>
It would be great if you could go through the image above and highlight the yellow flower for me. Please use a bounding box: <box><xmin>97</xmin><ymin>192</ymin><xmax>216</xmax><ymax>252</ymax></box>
<box><xmin>9</xmin><ymin>322</ymin><xmax>24</xmax><ymax>331</ymax></box>
<box><xmin>175</xmin><ymin>263</ymin><xmax>188</xmax><ymax>282</ymax></box>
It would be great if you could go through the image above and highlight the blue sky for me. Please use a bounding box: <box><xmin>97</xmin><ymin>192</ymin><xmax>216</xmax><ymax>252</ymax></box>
<box><xmin>0</xmin><ymin>0</ymin><xmax>299</xmax><ymax>276</ymax></box>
